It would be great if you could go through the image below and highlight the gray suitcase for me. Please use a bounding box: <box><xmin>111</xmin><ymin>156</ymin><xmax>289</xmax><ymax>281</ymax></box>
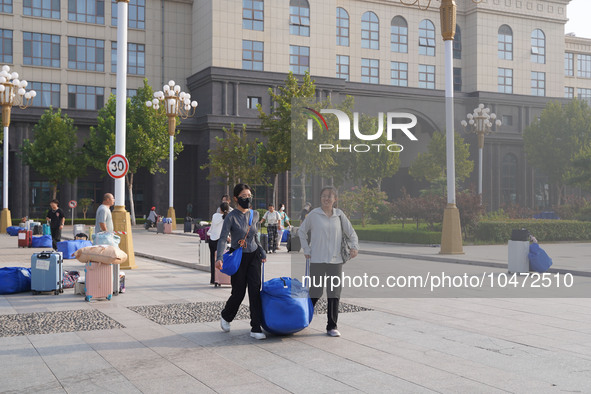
<box><xmin>287</xmin><ymin>226</ymin><xmax>301</xmax><ymax>252</ymax></box>
<box><xmin>31</xmin><ymin>251</ymin><xmax>63</xmax><ymax>295</ymax></box>
<box><xmin>156</xmin><ymin>221</ymin><xmax>164</xmax><ymax>234</ymax></box>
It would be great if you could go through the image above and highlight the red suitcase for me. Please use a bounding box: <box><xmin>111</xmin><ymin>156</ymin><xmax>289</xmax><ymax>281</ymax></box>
<box><xmin>18</xmin><ymin>230</ymin><xmax>32</xmax><ymax>248</ymax></box>
<box><xmin>84</xmin><ymin>262</ymin><xmax>113</xmax><ymax>301</ymax></box>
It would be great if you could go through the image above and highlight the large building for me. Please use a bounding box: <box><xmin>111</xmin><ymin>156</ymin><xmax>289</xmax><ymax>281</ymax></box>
<box><xmin>1</xmin><ymin>0</ymin><xmax>590</xmax><ymax>220</ymax></box>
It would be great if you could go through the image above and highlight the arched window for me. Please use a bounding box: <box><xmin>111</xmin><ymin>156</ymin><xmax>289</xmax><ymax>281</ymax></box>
<box><xmin>361</xmin><ymin>11</ymin><xmax>379</xmax><ymax>50</ymax></box>
<box><xmin>531</xmin><ymin>29</ymin><xmax>545</xmax><ymax>64</ymax></box>
<box><xmin>391</xmin><ymin>16</ymin><xmax>408</xmax><ymax>53</ymax></box>
<box><xmin>498</xmin><ymin>25</ymin><xmax>513</xmax><ymax>60</ymax></box>
<box><xmin>502</xmin><ymin>154</ymin><xmax>518</xmax><ymax>205</ymax></box>
<box><xmin>290</xmin><ymin>0</ymin><xmax>310</xmax><ymax>36</ymax></box>
<box><xmin>453</xmin><ymin>25</ymin><xmax>461</xmax><ymax>59</ymax></box>
<box><xmin>336</xmin><ymin>7</ymin><xmax>349</xmax><ymax>46</ymax></box>
<box><xmin>419</xmin><ymin>19</ymin><xmax>435</xmax><ymax>56</ymax></box>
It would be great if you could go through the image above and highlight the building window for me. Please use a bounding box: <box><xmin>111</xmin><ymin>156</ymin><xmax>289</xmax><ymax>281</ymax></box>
<box><xmin>361</xmin><ymin>11</ymin><xmax>379</xmax><ymax>50</ymax></box>
<box><xmin>289</xmin><ymin>0</ymin><xmax>310</xmax><ymax>37</ymax></box>
<box><xmin>289</xmin><ymin>45</ymin><xmax>309</xmax><ymax>74</ymax></box>
<box><xmin>565</xmin><ymin>52</ymin><xmax>574</xmax><ymax>77</ymax></box>
<box><xmin>68</xmin><ymin>85</ymin><xmax>104</xmax><ymax>110</ymax></box>
<box><xmin>361</xmin><ymin>58</ymin><xmax>379</xmax><ymax>84</ymax></box>
<box><xmin>578</xmin><ymin>88</ymin><xmax>591</xmax><ymax>104</ymax></box>
<box><xmin>111</xmin><ymin>42</ymin><xmax>145</xmax><ymax>74</ymax></box>
<box><xmin>418</xmin><ymin>64</ymin><xmax>435</xmax><ymax>89</ymax></box>
<box><xmin>336</xmin><ymin>7</ymin><xmax>349</xmax><ymax>47</ymax></box>
<box><xmin>68</xmin><ymin>0</ymin><xmax>104</xmax><ymax>24</ymax></box>
<box><xmin>1</xmin><ymin>0</ymin><xmax>13</xmax><ymax>13</ymax></box>
<box><xmin>531</xmin><ymin>71</ymin><xmax>545</xmax><ymax>96</ymax></box>
<box><xmin>578</xmin><ymin>54</ymin><xmax>591</xmax><ymax>78</ymax></box>
<box><xmin>247</xmin><ymin>96</ymin><xmax>261</xmax><ymax>109</ymax></box>
<box><xmin>453</xmin><ymin>67</ymin><xmax>461</xmax><ymax>91</ymax></box>
<box><xmin>336</xmin><ymin>55</ymin><xmax>349</xmax><ymax>81</ymax></box>
<box><xmin>565</xmin><ymin>87</ymin><xmax>574</xmax><ymax>99</ymax></box>
<box><xmin>112</xmin><ymin>0</ymin><xmax>145</xmax><ymax>29</ymax></box>
<box><xmin>110</xmin><ymin>88</ymin><xmax>137</xmax><ymax>98</ymax></box>
<box><xmin>25</xmin><ymin>0</ymin><xmax>60</xmax><ymax>19</ymax></box>
<box><xmin>498</xmin><ymin>25</ymin><xmax>513</xmax><ymax>60</ymax></box>
<box><xmin>242</xmin><ymin>40</ymin><xmax>264</xmax><ymax>71</ymax></box>
<box><xmin>68</xmin><ymin>37</ymin><xmax>104</xmax><ymax>71</ymax></box>
<box><xmin>498</xmin><ymin>68</ymin><xmax>513</xmax><ymax>94</ymax></box>
<box><xmin>0</xmin><ymin>29</ymin><xmax>12</xmax><ymax>64</ymax></box>
<box><xmin>419</xmin><ymin>19</ymin><xmax>436</xmax><ymax>56</ymax></box>
<box><xmin>502</xmin><ymin>153</ymin><xmax>518</xmax><ymax>205</ymax></box>
<box><xmin>30</xmin><ymin>81</ymin><xmax>60</xmax><ymax>107</ymax></box>
<box><xmin>23</xmin><ymin>32</ymin><xmax>60</xmax><ymax>68</ymax></box>
<box><xmin>390</xmin><ymin>16</ymin><xmax>407</xmax><ymax>53</ymax></box>
<box><xmin>391</xmin><ymin>61</ymin><xmax>407</xmax><ymax>87</ymax></box>
<box><xmin>502</xmin><ymin>115</ymin><xmax>513</xmax><ymax>126</ymax></box>
<box><xmin>243</xmin><ymin>0</ymin><xmax>263</xmax><ymax>31</ymax></box>
<box><xmin>531</xmin><ymin>29</ymin><xmax>545</xmax><ymax>64</ymax></box>
<box><xmin>453</xmin><ymin>25</ymin><xmax>461</xmax><ymax>59</ymax></box>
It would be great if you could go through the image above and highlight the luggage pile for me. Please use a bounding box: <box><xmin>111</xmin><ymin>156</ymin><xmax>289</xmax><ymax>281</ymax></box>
<box><xmin>74</xmin><ymin>243</ymin><xmax>128</xmax><ymax>302</ymax></box>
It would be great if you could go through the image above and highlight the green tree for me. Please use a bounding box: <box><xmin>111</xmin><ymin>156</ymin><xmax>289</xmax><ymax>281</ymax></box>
<box><xmin>79</xmin><ymin>197</ymin><xmax>93</xmax><ymax>219</ymax></box>
<box><xmin>409</xmin><ymin>130</ymin><xmax>473</xmax><ymax>185</ymax></box>
<box><xmin>523</xmin><ymin>99</ymin><xmax>591</xmax><ymax>205</ymax></box>
<box><xmin>20</xmin><ymin>108</ymin><xmax>86</xmax><ymax>199</ymax></box>
<box><xmin>568</xmin><ymin>144</ymin><xmax>591</xmax><ymax>191</ymax></box>
<box><xmin>338</xmin><ymin>185</ymin><xmax>388</xmax><ymax>227</ymax></box>
<box><xmin>201</xmin><ymin>123</ymin><xmax>267</xmax><ymax>191</ymax></box>
<box><xmin>84</xmin><ymin>79</ymin><xmax>180</xmax><ymax>224</ymax></box>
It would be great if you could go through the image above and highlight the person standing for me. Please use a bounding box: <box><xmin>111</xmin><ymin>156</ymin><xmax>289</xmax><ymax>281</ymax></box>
<box><xmin>260</xmin><ymin>203</ymin><xmax>281</xmax><ymax>253</ymax></box>
<box><xmin>298</xmin><ymin>187</ymin><xmax>359</xmax><ymax>337</ymax></box>
<box><xmin>277</xmin><ymin>203</ymin><xmax>290</xmax><ymax>247</ymax></box>
<box><xmin>216</xmin><ymin>194</ymin><xmax>234</xmax><ymax>214</ymax></box>
<box><xmin>207</xmin><ymin>202</ymin><xmax>230</xmax><ymax>284</ymax></box>
<box><xmin>95</xmin><ymin>193</ymin><xmax>115</xmax><ymax>234</ymax></box>
<box><xmin>299</xmin><ymin>202</ymin><xmax>312</xmax><ymax>222</ymax></box>
<box><xmin>215</xmin><ymin>184</ymin><xmax>267</xmax><ymax>340</ymax></box>
<box><xmin>46</xmin><ymin>199</ymin><xmax>65</xmax><ymax>250</ymax></box>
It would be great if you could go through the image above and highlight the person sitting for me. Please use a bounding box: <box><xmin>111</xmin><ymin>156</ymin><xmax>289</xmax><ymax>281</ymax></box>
<box><xmin>145</xmin><ymin>206</ymin><xmax>159</xmax><ymax>228</ymax></box>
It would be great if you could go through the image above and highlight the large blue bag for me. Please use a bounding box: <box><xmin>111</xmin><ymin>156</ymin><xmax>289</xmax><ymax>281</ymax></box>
<box><xmin>0</xmin><ymin>267</ymin><xmax>32</xmax><ymax>294</ymax></box>
<box><xmin>6</xmin><ymin>226</ymin><xmax>21</xmax><ymax>236</ymax></box>
<box><xmin>57</xmin><ymin>240</ymin><xmax>93</xmax><ymax>259</ymax></box>
<box><xmin>528</xmin><ymin>243</ymin><xmax>553</xmax><ymax>272</ymax></box>
<box><xmin>31</xmin><ymin>235</ymin><xmax>53</xmax><ymax>248</ymax></box>
<box><xmin>260</xmin><ymin>260</ymin><xmax>314</xmax><ymax>335</ymax></box>
<box><xmin>221</xmin><ymin>210</ymin><xmax>253</xmax><ymax>276</ymax></box>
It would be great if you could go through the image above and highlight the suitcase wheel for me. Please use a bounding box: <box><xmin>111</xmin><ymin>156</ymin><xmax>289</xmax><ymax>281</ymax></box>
<box><xmin>54</xmin><ymin>290</ymin><xmax>59</xmax><ymax>295</ymax></box>
<box><xmin>107</xmin><ymin>294</ymin><xmax>112</xmax><ymax>300</ymax></box>
<box><xmin>85</xmin><ymin>295</ymin><xmax>91</xmax><ymax>302</ymax></box>
<box><xmin>214</xmin><ymin>283</ymin><xmax>219</xmax><ymax>288</ymax></box>
<box><xmin>32</xmin><ymin>290</ymin><xmax>39</xmax><ymax>295</ymax></box>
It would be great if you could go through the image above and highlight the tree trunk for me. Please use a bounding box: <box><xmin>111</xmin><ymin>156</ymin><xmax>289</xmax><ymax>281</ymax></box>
<box><xmin>82</xmin><ymin>208</ymin><xmax>87</xmax><ymax>220</ymax></box>
<box><xmin>51</xmin><ymin>184</ymin><xmax>57</xmax><ymax>200</ymax></box>
<box><xmin>126</xmin><ymin>172</ymin><xmax>136</xmax><ymax>225</ymax></box>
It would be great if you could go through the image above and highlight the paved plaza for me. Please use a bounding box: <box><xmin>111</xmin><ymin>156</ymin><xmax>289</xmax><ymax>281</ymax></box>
<box><xmin>1</xmin><ymin>226</ymin><xmax>590</xmax><ymax>393</ymax></box>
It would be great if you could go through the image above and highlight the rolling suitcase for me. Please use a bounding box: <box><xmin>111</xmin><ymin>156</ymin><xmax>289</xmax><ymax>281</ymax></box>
<box><xmin>18</xmin><ymin>230</ymin><xmax>32</xmax><ymax>248</ymax></box>
<box><xmin>31</xmin><ymin>251</ymin><xmax>63</xmax><ymax>295</ymax></box>
<box><xmin>84</xmin><ymin>262</ymin><xmax>113</xmax><ymax>301</ymax></box>
<box><xmin>260</xmin><ymin>233</ymin><xmax>269</xmax><ymax>253</ymax></box>
<box><xmin>164</xmin><ymin>222</ymin><xmax>172</xmax><ymax>234</ymax></box>
<box><xmin>287</xmin><ymin>227</ymin><xmax>301</xmax><ymax>252</ymax></box>
<box><xmin>184</xmin><ymin>217</ymin><xmax>192</xmax><ymax>233</ymax></box>
<box><xmin>32</xmin><ymin>224</ymin><xmax>42</xmax><ymax>235</ymax></box>
<box><xmin>156</xmin><ymin>221</ymin><xmax>164</xmax><ymax>234</ymax></box>
<box><xmin>214</xmin><ymin>267</ymin><xmax>231</xmax><ymax>287</ymax></box>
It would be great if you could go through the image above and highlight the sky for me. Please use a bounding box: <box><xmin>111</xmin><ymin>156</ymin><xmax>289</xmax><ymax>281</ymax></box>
<box><xmin>565</xmin><ymin>0</ymin><xmax>591</xmax><ymax>39</ymax></box>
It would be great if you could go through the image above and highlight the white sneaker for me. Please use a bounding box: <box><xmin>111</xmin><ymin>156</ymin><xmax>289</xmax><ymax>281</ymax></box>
<box><xmin>250</xmin><ymin>331</ymin><xmax>266</xmax><ymax>340</ymax></box>
<box><xmin>327</xmin><ymin>329</ymin><xmax>341</xmax><ymax>337</ymax></box>
<box><xmin>220</xmin><ymin>316</ymin><xmax>231</xmax><ymax>332</ymax></box>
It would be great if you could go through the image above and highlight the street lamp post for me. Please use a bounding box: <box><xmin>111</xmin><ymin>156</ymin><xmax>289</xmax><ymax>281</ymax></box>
<box><xmin>146</xmin><ymin>81</ymin><xmax>197</xmax><ymax>230</ymax></box>
<box><xmin>461</xmin><ymin>104</ymin><xmax>502</xmax><ymax>199</ymax></box>
<box><xmin>0</xmin><ymin>65</ymin><xmax>36</xmax><ymax>234</ymax></box>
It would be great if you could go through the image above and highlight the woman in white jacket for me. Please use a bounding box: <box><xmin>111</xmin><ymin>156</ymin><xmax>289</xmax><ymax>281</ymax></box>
<box><xmin>298</xmin><ymin>186</ymin><xmax>359</xmax><ymax>337</ymax></box>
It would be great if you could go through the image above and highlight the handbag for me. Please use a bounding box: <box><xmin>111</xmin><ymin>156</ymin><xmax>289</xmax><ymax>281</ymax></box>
<box><xmin>221</xmin><ymin>210</ymin><xmax>253</xmax><ymax>276</ymax></box>
<box><xmin>339</xmin><ymin>214</ymin><xmax>352</xmax><ymax>263</ymax></box>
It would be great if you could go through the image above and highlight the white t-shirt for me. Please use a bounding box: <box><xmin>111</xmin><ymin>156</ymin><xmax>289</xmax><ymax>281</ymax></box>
<box><xmin>263</xmin><ymin>211</ymin><xmax>281</xmax><ymax>225</ymax></box>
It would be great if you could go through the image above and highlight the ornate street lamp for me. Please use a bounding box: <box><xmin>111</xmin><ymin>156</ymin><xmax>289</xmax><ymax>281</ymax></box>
<box><xmin>400</xmin><ymin>0</ymin><xmax>483</xmax><ymax>254</ymax></box>
<box><xmin>146</xmin><ymin>81</ymin><xmax>197</xmax><ymax>230</ymax></box>
<box><xmin>461</xmin><ymin>104</ymin><xmax>502</xmax><ymax>199</ymax></box>
<box><xmin>0</xmin><ymin>65</ymin><xmax>36</xmax><ymax>234</ymax></box>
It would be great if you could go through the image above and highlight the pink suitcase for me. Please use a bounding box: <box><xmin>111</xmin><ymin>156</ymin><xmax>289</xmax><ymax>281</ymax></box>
<box><xmin>84</xmin><ymin>262</ymin><xmax>113</xmax><ymax>301</ymax></box>
<box><xmin>214</xmin><ymin>267</ymin><xmax>231</xmax><ymax>287</ymax></box>
<box><xmin>164</xmin><ymin>222</ymin><xmax>172</xmax><ymax>234</ymax></box>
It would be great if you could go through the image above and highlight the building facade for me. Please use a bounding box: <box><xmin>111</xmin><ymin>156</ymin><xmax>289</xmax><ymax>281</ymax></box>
<box><xmin>1</xmin><ymin>0</ymin><xmax>590</xmax><ymax>220</ymax></box>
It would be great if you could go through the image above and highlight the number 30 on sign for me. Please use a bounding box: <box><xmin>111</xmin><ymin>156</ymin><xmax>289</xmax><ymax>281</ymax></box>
<box><xmin>106</xmin><ymin>154</ymin><xmax>129</xmax><ymax>179</ymax></box>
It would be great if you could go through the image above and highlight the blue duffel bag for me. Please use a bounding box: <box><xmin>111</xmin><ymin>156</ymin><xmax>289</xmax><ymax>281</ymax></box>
<box><xmin>0</xmin><ymin>267</ymin><xmax>32</xmax><ymax>294</ymax></box>
<box><xmin>57</xmin><ymin>240</ymin><xmax>93</xmax><ymax>259</ymax></box>
<box><xmin>529</xmin><ymin>243</ymin><xmax>553</xmax><ymax>272</ymax></box>
<box><xmin>260</xmin><ymin>260</ymin><xmax>314</xmax><ymax>335</ymax></box>
<box><xmin>6</xmin><ymin>226</ymin><xmax>21</xmax><ymax>236</ymax></box>
<box><xmin>31</xmin><ymin>235</ymin><xmax>53</xmax><ymax>248</ymax></box>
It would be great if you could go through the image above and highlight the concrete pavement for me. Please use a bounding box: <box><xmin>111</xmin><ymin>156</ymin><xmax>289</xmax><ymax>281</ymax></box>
<box><xmin>1</xmin><ymin>226</ymin><xmax>590</xmax><ymax>392</ymax></box>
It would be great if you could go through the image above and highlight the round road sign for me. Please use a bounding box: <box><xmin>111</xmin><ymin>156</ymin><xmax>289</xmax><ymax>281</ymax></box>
<box><xmin>107</xmin><ymin>154</ymin><xmax>129</xmax><ymax>179</ymax></box>
<box><xmin>69</xmin><ymin>200</ymin><xmax>77</xmax><ymax>208</ymax></box>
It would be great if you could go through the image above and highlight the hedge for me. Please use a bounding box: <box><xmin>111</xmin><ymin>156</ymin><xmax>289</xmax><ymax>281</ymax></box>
<box><xmin>475</xmin><ymin>220</ymin><xmax>591</xmax><ymax>243</ymax></box>
<box><xmin>353</xmin><ymin>227</ymin><xmax>441</xmax><ymax>245</ymax></box>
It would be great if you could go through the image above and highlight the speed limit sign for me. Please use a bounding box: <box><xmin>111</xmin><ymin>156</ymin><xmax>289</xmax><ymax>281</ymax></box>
<box><xmin>106</xmin><ymin>154</ymin><xmax>129</xmax><ymax>179</ymax></box>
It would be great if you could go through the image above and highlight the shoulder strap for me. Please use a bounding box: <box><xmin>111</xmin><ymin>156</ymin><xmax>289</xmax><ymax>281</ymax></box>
<box><xmin>249</xmin><ymin>209</ymin><xmax>253</xmax><ymax>226</ymax></box>
<box><xmin>339</xmin><ymin>214</ymin><xmax>349</xmax><ymax>240</ymax></box>
<box><xmin>239</xmin><ymin>210</ymin><xmax>253</xmax><ymax>249</ymax></box>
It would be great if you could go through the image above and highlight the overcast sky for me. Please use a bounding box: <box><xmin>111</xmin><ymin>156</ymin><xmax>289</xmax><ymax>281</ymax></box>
<box><xmin>565</xmin><ymin>0</ymin><xmax>591</xmax><ymax>39</ymax></box>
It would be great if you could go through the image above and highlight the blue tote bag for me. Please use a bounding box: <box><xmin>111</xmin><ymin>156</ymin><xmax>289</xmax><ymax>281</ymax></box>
<box><xmin>528</xmin><ymin>243</ymin><xmax>553</xmax><ymax>272</ymax></box>
<box><xmin>221</xmin><ymin>210</ymin><xmax>253</xmax><ymax>276</ymax></box>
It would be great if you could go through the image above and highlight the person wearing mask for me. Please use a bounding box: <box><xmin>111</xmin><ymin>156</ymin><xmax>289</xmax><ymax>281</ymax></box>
<box><xmin>46</xmin><ymin>199</ymin><xmax>65</xmax><ymax>250</ymax></box>
<box><xmin>216</xmin><ymin>194</ymin><xmax>234</xmax><ymax>213</ymax></box>
<box><xmin>95</xmin><ymin>193</ymin><xmax>115</xmax><ymax>234</ymax></box>
<box><xmin>260</xmin><ymin>203</ymin><xmax>281</xmax><ymax>253</ymax></box>
<box><xmin>215</xmin><ymin>184</ymin><xmax>267</xmax><ymax>340</ymax></box>
<box><xmin>298</xmin><ymin>187</ymin><xmax>359</xmax><ymax>337</ymax></box>
<box><xmin>207</xmin><ymin>202</ymin><xmax>230</xmax><ymax>284</ymax></box>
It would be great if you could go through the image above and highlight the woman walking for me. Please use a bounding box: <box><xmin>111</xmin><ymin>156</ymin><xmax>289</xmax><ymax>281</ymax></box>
<box><xmin>298</xmin><ymin>187</ymin><xmax>359</xmax><ymax>337</ymax></box>
<box><xmin>215</xmin><ymin>184</ymin><xmax>267</xmax><ymax>339</ymax></box>
<box><xmin>207</xmin><ymin>202</ymin><xmax>230</xmax><ymax>284</ymax></box>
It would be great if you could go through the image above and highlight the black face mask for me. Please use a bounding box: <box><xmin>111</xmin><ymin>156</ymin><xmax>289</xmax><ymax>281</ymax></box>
<box><xmin>237</xmin><ymin>197</ymin><xmax>251</xmax><ymax>209</ymax></box>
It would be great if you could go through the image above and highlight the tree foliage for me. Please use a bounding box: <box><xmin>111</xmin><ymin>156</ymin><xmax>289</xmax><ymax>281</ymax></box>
<box><xmin>20</xmin><ymin>108</ymin><xmax>86</xmax><ymax>199</ymax></box>
<box><xmin>338</xmin><ymin>186</ymin><xmax>388</xmax><ymax>227</ymax></box>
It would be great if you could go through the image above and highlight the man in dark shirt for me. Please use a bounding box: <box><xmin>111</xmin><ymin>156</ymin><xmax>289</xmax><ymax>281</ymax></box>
<box><xmin>46</xmin><ymin>199</ymin><xmax>65</xmax><ymax>250</ymax></box>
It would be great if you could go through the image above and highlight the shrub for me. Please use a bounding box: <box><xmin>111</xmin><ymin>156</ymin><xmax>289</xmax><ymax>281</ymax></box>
<box><xmin>474</xmin><ymin>220</ymin><xmax>591</xmax><ymax>243</ymax></box>
<box><xmin>456</xmin><ymin>190</ymin><xmax>486</xmax><ymax>239</ymax></box>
